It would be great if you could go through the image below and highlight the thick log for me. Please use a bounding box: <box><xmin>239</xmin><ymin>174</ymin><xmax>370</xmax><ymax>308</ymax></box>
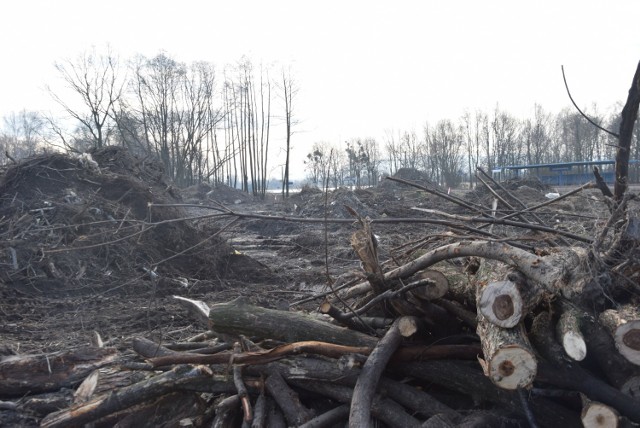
<box><xmin>476</xmin><ymin>312</ymin><xmax>537</xmax><ymax>390</ymax></box>
<box><xmin>0</xmin><ymin>347</ymin><xmax>118</xmax><ymax>396</ymax></box>
<box><xmin>208</xmin><ymin>297</ymin><xmax>377</xmax><ymax>347</ymax></box>
<box><xmin>556</xmin><ymin>303</ymin><xmax>587</xmax><ymax>361</ymax></box>
<box><xmin>477</xmin><ymin>272</ymin><xmax>546</xmax><ymax>328</ymax></box>
<box><xmin>600</xmin><ymin>306</ymin><xmax>640</xmax><ymax>365</ymax></box>
<box><xmin>349</xmin><ymin>317</ymin><xmax>416</xmax><ymax>427</ymax></box>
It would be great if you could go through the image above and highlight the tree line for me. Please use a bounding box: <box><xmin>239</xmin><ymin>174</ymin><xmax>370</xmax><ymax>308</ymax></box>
<box><xmin>0</xmin><ymin>46</ymin><xmax>638</xmax><ymax>193</ymax></box>
<box><xmin>304</xmin><ymin>103</ymin><xmax>640</xmax><ymax>189</ymax></box>
<box><xmin>0</xmin><ymin>48</ymin><xmax>297</xmax><ymax>196</ymax></box>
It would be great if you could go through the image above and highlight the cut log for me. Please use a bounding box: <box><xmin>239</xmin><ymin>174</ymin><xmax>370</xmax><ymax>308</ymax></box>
<box><xmin>207</xmin><ymin>297</ymin><xmax>377</xmax><ymax>347</ymax></box>
<box><xmin>476</xmin><ymin>313</ymin><xmax>537</xmax><ymax>390</ymax></box>
<box><xmin>556</xmin><ymin>303</ymin><xmax>587</xmax><ymax>361</ymax></box>
<box><xmin>600</xmin><ymin>306</ymin><xmax>640</xmax><ymax>365</ymax></box>
<box><xmin>477</xmin><ymin>273</ymin><xmax>546</xmax><ymax>328</ymax></box>
<box><xmin>581</xmin><ymin>398</ymin><xmax>620</xmax><ymax>428</ymax></box>
<box><xmin>173</xmin><ymin>295</ymin><xmax>211</xmax><ymax>328</ymax></box>
<box><xmin>408</xmin><ymin>269</ymin><xmax>449</xmax><ymax>301</ymax></box>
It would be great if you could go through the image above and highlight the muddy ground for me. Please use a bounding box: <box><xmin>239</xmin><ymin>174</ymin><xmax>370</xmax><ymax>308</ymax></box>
<box><xmin>0</xmin><ymin>150</ymin><xmax>611</xmax><ymax>360</ymax></box>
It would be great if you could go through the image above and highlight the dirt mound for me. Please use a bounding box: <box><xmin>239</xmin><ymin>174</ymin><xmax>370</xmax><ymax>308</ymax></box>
<box><xmin>379</xmin><ymin>167</ymin><xmax>443</xmax><ymax>191</ymax></box>
<box><xmin>0</xmin><ymin>149</ymin><xmax>239</xmax><ymax>296</ymax></box>
<box><xmin>466</xmin><ymin>176</ymin><xmax>552</xmax><ymax>207</ymax></box>
<box><xmin>0</xmin><ymin>148</ymin><xmax>276</xmax><ymax>352</ymax></box>
<box><xmin>295</xmin><ymin>187</ymin><xmax>376</xmax><ymax>219</ymax></box>
<box><xmin>182</xmin><ymin>182</ymin><xmax>255</xmax><ymax>205</ymax></box>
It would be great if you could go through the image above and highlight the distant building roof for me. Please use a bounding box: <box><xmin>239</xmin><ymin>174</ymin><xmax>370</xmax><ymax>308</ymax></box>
<box><xmin>501</xmin><ymin>160</ymin><xmax>616</xmax><ymax>170</ymax></box>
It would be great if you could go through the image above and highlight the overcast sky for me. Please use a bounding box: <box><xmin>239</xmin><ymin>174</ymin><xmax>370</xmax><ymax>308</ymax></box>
<box><xmin>1</xmin><ymin>0</ymin><xmax>639</xmax><ymax>178</ymax></box>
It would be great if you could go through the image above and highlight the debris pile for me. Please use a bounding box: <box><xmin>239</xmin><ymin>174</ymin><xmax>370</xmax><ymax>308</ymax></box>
<box><xmin>1</xmin><ymin>121</ymin><xmax>640</xmax><ymax>428</ymax></box>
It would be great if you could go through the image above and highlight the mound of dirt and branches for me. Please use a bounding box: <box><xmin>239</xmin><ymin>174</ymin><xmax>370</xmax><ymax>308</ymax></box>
<box><xmin>0</xmin><ymin>147</ymin><xmax>275</xmax><ymax>356</ymax></box>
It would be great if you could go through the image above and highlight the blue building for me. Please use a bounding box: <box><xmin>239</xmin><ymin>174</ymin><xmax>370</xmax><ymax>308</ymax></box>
<box><xmin>492</xmin><ymin>160</ymin><xmax>634</xmax><ymax>186</ymax></box>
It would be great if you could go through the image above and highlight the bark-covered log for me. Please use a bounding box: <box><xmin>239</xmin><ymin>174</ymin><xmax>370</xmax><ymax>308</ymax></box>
<box><xmin>208</xmin><ymin>297</ymin><xmax>377</xmax><ymax>347</ymax></box>
<box><xmin>265</xmin><ymin>369</ymin><xmax>314</xmax><ymax>426</ymax></box>
<box><xmin>0</xmin><ymin>347</ymin><xmax>118</xmax><ymax>396</ymax></box>
<box><xmin>349</xmin><ymin>317</ymin><xmax>416</xmax><ymax>427</ymax></box>
<box><xmin>600</xmin><ymin>305</ymin><xmax>640</xmax><ymax>365</ymax></box>
<box><xmin>476</xmin><ymin>313</ymin><xmax>537</xmax><ymax>390</ymax></box>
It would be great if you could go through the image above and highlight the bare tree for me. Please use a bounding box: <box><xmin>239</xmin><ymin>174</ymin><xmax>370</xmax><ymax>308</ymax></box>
<box><xmin>491</xmin><ymin>106</ymin><xmax>521</xmax><ymax>168</ymax></box>
<box><xmin>1</xmin><ymin>110</ymin><xmax>44</xmax><ymax>162</ymax></box>
<box><xmin>49</xmin><ymin>46</ymin><xmax>124</xmax><ymax>149</ymax></box>
<box><xmin>425</xmin><ymin>119</ymin><xmax>465</xmax><ymax>188</ymax></box>
<box><xmin>281</xmin><ymin>67</ymin><xmax>298</xmax><ymax>197</ymax></box>
<box><xmin>522</xmin><ymin>104</ymin><xmax>552</xmax><ymax>166</ymax></box>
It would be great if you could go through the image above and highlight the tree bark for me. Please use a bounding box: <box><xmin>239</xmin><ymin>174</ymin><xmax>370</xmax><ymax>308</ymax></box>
<box><xmin>208</xmin><ymin>297</ymin><xmax>377</xmax><ymax>347</ymax></box>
